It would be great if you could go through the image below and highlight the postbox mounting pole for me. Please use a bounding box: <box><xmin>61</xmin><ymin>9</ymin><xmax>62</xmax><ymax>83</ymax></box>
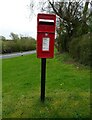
<box><xmin>41</xmin><ymin>58</ymin><xmax>46</xmax><ymax>102</ymax></box>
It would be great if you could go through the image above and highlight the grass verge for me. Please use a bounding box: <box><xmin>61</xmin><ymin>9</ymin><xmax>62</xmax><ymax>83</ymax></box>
<box><xmin>2</xmin><ymin>53</ymin><xmax>90</xmax><ymax>118</ymax></box>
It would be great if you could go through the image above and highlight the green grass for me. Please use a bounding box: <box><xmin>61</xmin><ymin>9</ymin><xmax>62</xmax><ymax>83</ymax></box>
<box><xmin>0</xmin><ymin>58</ymin><xmax>2</xmax><ymax>119</ymax></box>
<box><xmin>2</xmin><ymin>53</ymin><xmax>90</xmax><ymax>118</ymax></box>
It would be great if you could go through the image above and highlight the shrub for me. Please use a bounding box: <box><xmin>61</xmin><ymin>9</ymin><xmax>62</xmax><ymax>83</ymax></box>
<box><xmin>69</xmin><ymin>38</ymin><xmax>80</xmax><ymax>60</ymax></box>
<box><xmin>2</xmin><ymin>40</ymin><xmax>14</xmax><ymax>53</ymax></box>
<box><xmin>2</xmin><ymin>38</ymin><xmax>36</xmax><ymax>54</ymax></box>
<box><xmin>69</xmin><ymin>34</ymin><xmax>91</xmax><ymax>66</ymax></box>
<box><xmin>20</xmin><ymin>39</ymin><xmax>36</xmax><ymax>52</ymax></box>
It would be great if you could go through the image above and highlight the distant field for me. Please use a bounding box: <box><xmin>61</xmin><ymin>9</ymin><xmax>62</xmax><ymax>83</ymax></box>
<box><xmin>2</xmin><ymin>53</ymin><xmax>90</xmax><ymax>118</ymax></box>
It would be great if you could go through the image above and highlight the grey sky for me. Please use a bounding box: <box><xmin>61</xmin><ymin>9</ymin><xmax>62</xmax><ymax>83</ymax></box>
<box><xmin>0</xmin><ymin>0</ymin><xmax>91</xmax><ymax>39</ymax></box>
<box><xmin>0</xmin><ymin>0</ymin><xmax>39</xmax><ymax>39</ymax></box>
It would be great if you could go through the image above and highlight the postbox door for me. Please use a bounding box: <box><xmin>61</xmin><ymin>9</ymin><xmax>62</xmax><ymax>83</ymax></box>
<box><xmin>37</xmin><ymin>33</ymin><xmax>55</xmax><ymax>58</ymax></box>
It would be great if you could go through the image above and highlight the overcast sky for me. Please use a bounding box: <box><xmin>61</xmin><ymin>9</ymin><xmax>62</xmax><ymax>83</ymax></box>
<box><xmin>0</xmin><ymin>0</ymin><xmax>40</xmax><ymax>39</ymax></box>
<box><xmin>0</xmin><ymin>0</ymin><xmax>91</xmax><ymax>39</ymax></box>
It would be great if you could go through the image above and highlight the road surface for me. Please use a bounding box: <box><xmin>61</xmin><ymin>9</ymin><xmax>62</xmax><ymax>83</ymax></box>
<box><xmin>0</xmin><ymin>50</ymin><xmax>36</xmax><ymax>59</ymax></box>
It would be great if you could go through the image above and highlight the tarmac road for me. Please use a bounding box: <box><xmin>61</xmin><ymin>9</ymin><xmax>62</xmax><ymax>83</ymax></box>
<box><xmin>0</xmin><ymin>50</ymin><xmax>36</xmax><ymax>59</ymax></box>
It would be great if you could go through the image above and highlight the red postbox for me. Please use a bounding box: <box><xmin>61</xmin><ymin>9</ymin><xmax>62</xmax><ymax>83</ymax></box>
<box><xmin>37</xmin><ymin>13</ymin><xmax>56</xmax><ymax>58</ymax></box>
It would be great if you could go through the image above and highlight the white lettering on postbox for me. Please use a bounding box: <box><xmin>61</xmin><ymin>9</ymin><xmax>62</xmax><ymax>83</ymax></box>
<box><xmin>42</xmin><ymin>38</ymin><xmax>50</xmax><ymax>51</ymax></box>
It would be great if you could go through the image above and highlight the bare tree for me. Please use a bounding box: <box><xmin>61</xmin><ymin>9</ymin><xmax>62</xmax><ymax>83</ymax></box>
<box><xmin>30</xmin><ymin>0</ymin><xmax>91</xmax><ymax>52</ymax></box>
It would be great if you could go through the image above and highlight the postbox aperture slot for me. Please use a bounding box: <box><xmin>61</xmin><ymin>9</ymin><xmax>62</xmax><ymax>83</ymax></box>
<box><xmin>39</xmin><ymin>19</ymin><xmax>54</xmax><ymax>25</ymax></box>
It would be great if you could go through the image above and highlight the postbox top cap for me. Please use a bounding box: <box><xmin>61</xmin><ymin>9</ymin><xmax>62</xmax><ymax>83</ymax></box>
<box><xmin>38</xmin><ymin>13</ymin><xmax>56</xmax><ymax>15</ymax></box>
<box><xmin>38</xmin><ymin>13</ymin><xmax>56</xmax><ymax>17</ymax></box>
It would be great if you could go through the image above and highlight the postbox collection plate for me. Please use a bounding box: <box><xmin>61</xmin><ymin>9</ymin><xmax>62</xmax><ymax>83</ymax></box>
<box><xmin>42</xmin><ymin>37</ymin><xmax>50</xmax><ymax>51</ymax></box>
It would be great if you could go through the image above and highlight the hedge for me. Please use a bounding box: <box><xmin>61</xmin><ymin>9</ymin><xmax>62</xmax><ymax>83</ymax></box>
<box><xmin>2</xmin><ymin>39</ymin><xmax>36</xmax><ymax>54</ymax></box>
<box><xmin>69</xmin><ymin>34</ymin><xmax>92</xmax><ymax>66</ymax></box>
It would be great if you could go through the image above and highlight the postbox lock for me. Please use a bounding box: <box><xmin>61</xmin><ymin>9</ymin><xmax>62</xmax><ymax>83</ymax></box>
<box><xmin>45</xmin><ymin>33</ymin><xmax>48</xmax><ymax>36</ymax></box>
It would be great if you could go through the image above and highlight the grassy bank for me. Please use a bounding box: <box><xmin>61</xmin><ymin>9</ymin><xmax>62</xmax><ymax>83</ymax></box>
<box><xmin>2</xmin><ymin>53</ymin><xmax>90</xmax><ymax>118</ymax></box>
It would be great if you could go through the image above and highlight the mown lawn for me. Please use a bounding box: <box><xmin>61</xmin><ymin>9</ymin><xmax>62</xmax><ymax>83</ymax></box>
<box><xmin>2</xmin><ymin>53</ymin><xmax>90</xmax><ymax>118</ymax></box>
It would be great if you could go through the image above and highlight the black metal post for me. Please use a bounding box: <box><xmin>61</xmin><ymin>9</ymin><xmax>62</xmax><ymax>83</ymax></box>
<box><xmin>41</xmin><ymin>58</ymin><xmax>46</xmax><ymax>102</ymax></box>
